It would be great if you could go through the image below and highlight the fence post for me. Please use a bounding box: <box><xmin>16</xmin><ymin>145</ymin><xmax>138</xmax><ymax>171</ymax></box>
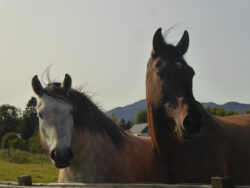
<box><xmin>211</xmin><ymin>177</ymin><xmax>231</xmax><ymax>188</ymax></box>
<box><xmin>18</xmin><ymin>175</ymin><xmax>32</xmax><ymax>186</ymax></box>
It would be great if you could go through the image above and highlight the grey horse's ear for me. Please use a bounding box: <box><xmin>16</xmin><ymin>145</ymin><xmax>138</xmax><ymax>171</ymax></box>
<box><xmin>176</xmin><ymin>30</ymin><xmax>189</xmax><ymax>55</ymax></box>
<box><xmin>62</xmin><ymin>74</ymin><xmax>72</xmax><ymax>92</ymax></box>
<box><xmin>32</xmin><ymin>75</ymin><xmax>44</xmax><ymax>97</ymax></box>
<box><xmin>153</xmin><ymin>28</ymin><xmax>165</xmax><ymax>54</ymax></box>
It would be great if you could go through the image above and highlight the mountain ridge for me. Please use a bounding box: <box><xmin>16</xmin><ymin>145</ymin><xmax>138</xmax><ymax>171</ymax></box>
<box><xmin>107</xmin><ymin>99</ymin><xmax>250</xmax><ymax>121</ymax></box>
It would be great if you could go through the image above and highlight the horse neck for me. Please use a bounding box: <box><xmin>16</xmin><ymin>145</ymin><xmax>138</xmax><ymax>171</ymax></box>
<box><xmin>71</xmin><ymin>130</ymin><xmax>117</xmax><ymax>156</ymax></box>
<box><xmin>71</xmin><ymin>130</ymin><xmax>120</xmax><ymax>168</ymax></box>
<box><xmin>147</xmin><ymin>103</ymin><xmax>176</xmax><ymax>152</ymax></box>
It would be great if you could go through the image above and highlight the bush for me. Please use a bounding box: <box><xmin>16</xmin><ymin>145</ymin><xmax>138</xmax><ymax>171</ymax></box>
<box><xmin>27</xmin><ymin>131</ymin><xmax>45</xmax><ymax>154</ymax></box>
<box><xmin>9</xmin><ymin>138</ymin><xmax>26</xmax><ymax>150</ymax></box>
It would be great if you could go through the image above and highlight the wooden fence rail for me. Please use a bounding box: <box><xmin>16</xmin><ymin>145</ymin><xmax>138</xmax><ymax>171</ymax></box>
<box><xmin>0</xmin><ymin>176</ymin><xmax>249</xmax><ymax>188</ymax></box>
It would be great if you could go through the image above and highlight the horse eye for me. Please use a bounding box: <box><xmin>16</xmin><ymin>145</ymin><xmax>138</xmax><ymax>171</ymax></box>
<box><xmin>157</xmin><ymin>69</ymin><xmax>165</xmax><ymax>78</ymax></box>
<box><xmin>38</xmin><ymin>112</ymin><xmax>43</xmax><ymax>119</ymax></box>
<box><xmin>156</xmin><ymin>61</ymin><xmax>163</xmax><ymax>68</ymax></box>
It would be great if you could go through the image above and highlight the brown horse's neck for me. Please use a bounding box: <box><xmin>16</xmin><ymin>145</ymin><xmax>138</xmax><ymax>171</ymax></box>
<box><xmin>147</xmin><ymin>103</ymin><xmax>177</xmax><ymax>152</ymax></box>
<box><xmin>147</xmin><ymin>100</ymin><xmax>227</xmax><ymax>183</ymax></box>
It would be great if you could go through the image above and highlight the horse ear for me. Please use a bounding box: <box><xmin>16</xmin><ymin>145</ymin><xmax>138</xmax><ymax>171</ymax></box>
<box><xmin>62</xmin><ymin>74</ymin><xmax>72</xmax><ymax>91</ymax></box>
<box><xmin>153</xmin><ymin>28</ymin><xmax>165</xmax><ymax>54</ymax></box>
<box><xmin>176</xmin><ymin>30</ymin><xmax>189</xmax><ymax>55</ymax></box>
<box><xmin>32</xmin><ymin>75</ymin><xmax>44</xmax><ymax>97</ymax></box>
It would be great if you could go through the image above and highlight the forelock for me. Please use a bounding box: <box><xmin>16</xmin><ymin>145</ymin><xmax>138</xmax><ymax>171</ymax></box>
<box><xmin>44</xmin><ymin>82</ymin><xmax>71</xmax><ymax>104</ymax></box>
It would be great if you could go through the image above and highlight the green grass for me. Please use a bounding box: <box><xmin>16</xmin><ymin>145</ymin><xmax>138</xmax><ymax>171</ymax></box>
<box><xmin>0</xmin><ymin>150</ymin><xmax>58</xmax><ymax>183</ymax></box>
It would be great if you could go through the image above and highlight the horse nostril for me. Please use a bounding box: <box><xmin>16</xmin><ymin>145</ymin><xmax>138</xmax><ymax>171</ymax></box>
<box><xmin>50</xmin><ymin>149</ymin><xmax>57</xmax><ymax>161</ymax></box>
<box><xmin>183</xmin><ymin>115</ymin><xmax>201</xmax><ymax>138</ymax></box>
<box><xmin>68</xmin><ymin>149</ymin><xmax>74</xmax><ymax>160</ymax></box>
<box><xmin>50</xmin><ymin>148</ymin><xmax>73</xmax><ymax>162</ymax></box>
<box><xmin>183</xmin><ymin>116</ymin><xmax>193</xmax><ymax>129</ymax></box>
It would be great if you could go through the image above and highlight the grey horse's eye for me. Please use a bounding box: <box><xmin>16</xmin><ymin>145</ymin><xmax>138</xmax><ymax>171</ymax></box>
<box><xmin>38</xmin><ymin>112</ymin><xmax>43</xmax><ymax>119</ymax></box>
<box><xmin>175</xmin><ymin>62</ymin><xmax>182</xmax><ymax>69</ymax></box>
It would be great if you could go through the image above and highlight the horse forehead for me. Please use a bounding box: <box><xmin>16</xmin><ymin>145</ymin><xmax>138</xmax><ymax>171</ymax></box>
<box><xmin>39</xmin><ymin>94</ymin><xmax>72</xmax><ymax>111</ymax></box>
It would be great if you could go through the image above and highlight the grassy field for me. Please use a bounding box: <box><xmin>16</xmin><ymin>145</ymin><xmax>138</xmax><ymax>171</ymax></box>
<box><xmin>0</xmin><ymin>150</ymin><xmax>58</xmax><ymax>183</ymax></box>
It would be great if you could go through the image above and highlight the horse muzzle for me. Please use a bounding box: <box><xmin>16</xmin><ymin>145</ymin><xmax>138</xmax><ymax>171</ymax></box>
<box><xmin>50</xmin><ymin>148</ymin><xmax>74</xmax><ymax>169</ymax></box>
<box><xmin>182</xmin><ymin>115</ymin><xmax>202</xmax><ymax>139</ymax></box>
<box><xmin>164</xmin><ymin>97</ymin><xmax>203</xmax><ymax>140</ymax></box>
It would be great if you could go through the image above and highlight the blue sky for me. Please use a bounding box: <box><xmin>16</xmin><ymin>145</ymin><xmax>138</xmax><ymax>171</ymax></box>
<box><xmin>0</xmin><ymin>0</ymin><xmax>250</xmax><ymax>111</ymax></box>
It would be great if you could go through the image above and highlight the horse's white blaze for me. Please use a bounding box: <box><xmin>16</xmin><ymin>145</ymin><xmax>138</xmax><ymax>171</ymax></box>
<box><xmin>164</xmin><ymin>97</ymin><xmax>188</xmax><ymax>132</ymax></box>
<box><xmin>36</xmin><ymin>94</ymin><xmax>74</xmax><ymax>152</ymax></box>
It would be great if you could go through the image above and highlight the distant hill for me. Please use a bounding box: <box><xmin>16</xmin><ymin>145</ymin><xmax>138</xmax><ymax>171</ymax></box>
<box><xmin>107</xmin><ymin>99</ymin><xmax>146</xmax><ymax>121</ymax></box>
<box><xmin>107</xmin><ymin>100</ymin><xmax>250</xmax><ymax>121</ymax></box>
<box><xmin>202</xmin><ymin>102</ymin><xmax>250</xmax><ymax>113</ymax></box>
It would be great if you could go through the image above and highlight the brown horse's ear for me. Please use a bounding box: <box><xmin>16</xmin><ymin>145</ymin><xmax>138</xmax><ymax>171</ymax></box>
<box><xmin>32</xmin><ymin>75</ymin><xmax>44</xmax><ymax>97</ymax></box>
<box><xmin>61</xmin><ymin>74</ymin><xmax>72</xmax><ymax>92</ymax></box>
<box><xmin>153</xmin><ymin>28</ymin><xmax>165</xmax><ymax>54</ymax></box>
<box><xmin>176</xmin><ymin>30</ymin><xmax>189</xmax><ymax>55</ymax></box>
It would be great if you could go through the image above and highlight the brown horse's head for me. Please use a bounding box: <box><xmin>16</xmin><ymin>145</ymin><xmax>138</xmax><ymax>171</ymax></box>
<box><xmin>146</xmin><ymin>28</ymin><xmax>203</xmax><ymax>141</ymax></box>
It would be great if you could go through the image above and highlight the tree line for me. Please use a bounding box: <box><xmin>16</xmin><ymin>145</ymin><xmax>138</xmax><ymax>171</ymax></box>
<box><xmin>0</xmin><ymin>97</ymin><xmax>43</xmax><ymax>157</ymax></box>
<box><xmin>205</xmin><ymin>106</ymin><xmax>250</xmax><ymax>116</ymax></box>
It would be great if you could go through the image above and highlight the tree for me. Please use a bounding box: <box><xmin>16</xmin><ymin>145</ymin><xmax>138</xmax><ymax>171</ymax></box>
<box><xmin>246</xmin><ymin>109</ymin><xmax>250</xmax><ymax>114</ymax></box>
<box><xmin>206</xmin><ymin>106</ymin><xmax>239</xmax><ymax>116</ymax></box>
<box><xmin>1</xmin><ymin>132</ymin><xmax>19</xmax><ymax>157</ymax></box>
<box><xmin>108</xmin><ymin>114</ymin><xmax>117</xmax><ymax>123</ymax></box>
<box><xmin>226</xmin><ymin>110</ymin><xmax>239</xmax><ymax>116</ymax></box>
<box><xmin>118</xmin><ymin>118</ymin><xmax>126</xmax><ymax>127</ymax></box>
<box><xmin>0</xmin><ymin>105</ymin><xmax>21</xmax><ymax>137</ymax></box>
<box><xmin>9</xmin><ymin>137</ymin><xmax>26</xmax><ymax>150</ymax></box>
<box><xmin>215</xmin><ymin>107</ymin><xmax>226</xmax><ymax>116</ymax></box>
<box><xmin>119</xmin><ymin>119</ymin><xmax>133</xmax><ymax>130</ymax></box>
<box><xmin>28</xmin><ymin>131</ymin><xmax>45</xmax><ymax>156</ymax></box>
<box><xmin>18</xmin><ymin>97</ymin><xmax>38</xmax><ymax>140</ymax></box>
<box><xmin>205</xmin><ymin>106</ymin><xmax>213</xmax><ymax>114</ymax></box>
<box><xmin>134</xmin><ymin>109</ymin><xmax>147</xmax><ymax>123</ymax></box>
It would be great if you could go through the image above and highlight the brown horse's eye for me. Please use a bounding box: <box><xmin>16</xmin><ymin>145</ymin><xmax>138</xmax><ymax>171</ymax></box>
<box><xmin>157</xmin><ymin>69</ymin><xmax>165</xmax><ymax>78</ymax></box>
<box><xmin>156</xmin><ymin>61</ymin><xmax>163</xmax><ymax>68</ymax></box>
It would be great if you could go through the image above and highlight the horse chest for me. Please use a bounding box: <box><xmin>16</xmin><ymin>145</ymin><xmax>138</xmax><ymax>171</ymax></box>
<box><xmin>59</xmin><ymin>148</ymin><xmax>131</xmax><ymax>183</ymax></box>
<box><xmin>165</xmin><ymin>140</ymin><xmax>225</xmax><ymax>183</ymax></box>
<box><xmin>59</xmin><ymin>162</ymin><xmax>115</xmax><ymax>183</ymax></box>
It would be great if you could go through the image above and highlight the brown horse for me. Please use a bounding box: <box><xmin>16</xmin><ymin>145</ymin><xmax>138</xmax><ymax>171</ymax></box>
<box><xmin>146</xmin><ymin>28</ymin><xmax>250</xmax><ymax>185</ymax></box>
<box><xmin>32</xmin><ymin>74</ymin><xmax>166</xmax><ymax>183</ymax></box>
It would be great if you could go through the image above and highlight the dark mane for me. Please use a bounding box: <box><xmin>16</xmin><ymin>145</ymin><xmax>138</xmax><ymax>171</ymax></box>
<box><xmin>44</xmin><ymin>82</ymin><xmax>126</xmax><ymax>149</ymax></box>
